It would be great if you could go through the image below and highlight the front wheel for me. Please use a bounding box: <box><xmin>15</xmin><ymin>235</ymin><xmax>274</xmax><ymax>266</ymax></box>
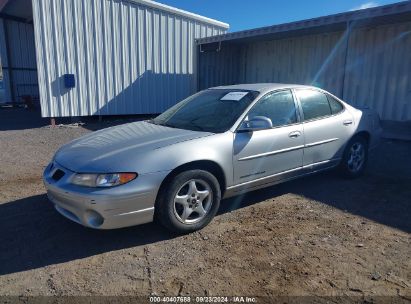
<box><xmin>339</xmin><ymin>136</ymin><xmax>368</xmax><ymax>178</ymax></box>
<box><xmin>156</xmin><ymin>170</ymin><xmax>221</xmax><ymax>233</ymax></box>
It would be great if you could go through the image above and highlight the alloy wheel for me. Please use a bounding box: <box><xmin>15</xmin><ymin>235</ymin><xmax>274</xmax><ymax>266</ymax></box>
<box><xmin>347</xmin><ymin>142</ymin><xmax>365</xmax><ymax>173</ymax></box>
<box><xmin>173</xmin><ymin>179</ymin><xmax>213</xmax><ymax>224</ymax></box>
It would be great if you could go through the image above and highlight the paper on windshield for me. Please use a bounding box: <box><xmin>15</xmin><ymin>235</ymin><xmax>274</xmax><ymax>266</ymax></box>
<box><xmin>220</xmin><ymin>92</ymin><xmax>249</xmax><ymax>101</ymax></box>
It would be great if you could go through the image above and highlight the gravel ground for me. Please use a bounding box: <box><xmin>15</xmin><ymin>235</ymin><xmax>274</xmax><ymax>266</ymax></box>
<box><xmin>0</xmin><ymin>108</ymin><xmax>410</xmax><ymax>302</ymax></box>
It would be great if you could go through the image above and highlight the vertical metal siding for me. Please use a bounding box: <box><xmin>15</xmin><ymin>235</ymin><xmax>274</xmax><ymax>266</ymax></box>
<box><xmin>0</xmin><ymin>18</ymin><xmax>10</xmax><ymax>102</ymax></box>
<box><xmin>32</xmin><ymin>0</ymin><xmax>228</xmax><ymax>117</ymax></box>
<box><xmin>241</xmin><ymin>31</ymin><xmax>347</xmax><ymax>97</ymax></box>
<box><xmin>198</xmin><ymin>43</ymin><xmax>243</xmax><ymax>89</ymax></box>
<box><xmin>199</xmin><ymin>21</ymin><xmax>411</xmax><ymax>121</ymax></box>
<box><xmin>199</xmin><ymin>31</ymin><xmax>347</xmax><ymax>97</ymax></box>
<box><xmin>0</xmin><ymin>18</ymin><xmax>37</xmax><ymax>103</ymax></box>
<box><xmin>244</xmin><ymin>32</ymin><xmax>346</xmax><ymax>95</ymax></box>
<box><xmin>343</xmin><ymin>22</ymin><xmax>411</xmax><ymax>121</ymax></box>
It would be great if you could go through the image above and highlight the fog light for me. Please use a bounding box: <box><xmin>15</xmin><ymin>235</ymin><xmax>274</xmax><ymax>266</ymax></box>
<box><xmin>85</xmin><ymin>210</ymin><xmax>104</xmax><ymax>227</ymax></box>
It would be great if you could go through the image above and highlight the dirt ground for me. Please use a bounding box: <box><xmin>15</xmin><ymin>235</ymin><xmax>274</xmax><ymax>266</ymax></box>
<box><xmin>0</xmin><ymin>108</ymin><xmax>410</xmax><ymax>302</ymax></box>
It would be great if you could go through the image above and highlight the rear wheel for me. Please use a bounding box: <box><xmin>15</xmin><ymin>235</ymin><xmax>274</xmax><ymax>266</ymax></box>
<box><xmin>339</xmin><ymin>135</ymin><xmax>368</xmax><ymax>178</ymax></box>
<box><xmin>156</xmin><ymin>170</ymin><xmax>221</xmax><ymax>233</ymax></box>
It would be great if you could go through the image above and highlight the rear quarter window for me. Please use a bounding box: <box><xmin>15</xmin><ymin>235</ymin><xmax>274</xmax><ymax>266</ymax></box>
<box><xmin>327</xmin><ymin>95</ymin><xmax>344</xmax><ymax>114</ymax></box>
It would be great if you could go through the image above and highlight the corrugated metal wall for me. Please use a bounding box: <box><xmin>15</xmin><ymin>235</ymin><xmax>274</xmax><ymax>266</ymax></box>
<box><xmin>343</xmin><ymin>22</ymin><xmax>411</xmax><ymax>121</ymax></box>
<box><xmin>0</xmin><ymin>18</ymin><xmax>38</xmax><ymax>103</ymax></box>
<box><xmin>242</xmin><ymin>31</ymin><xmax>347</xmax><ymax>97</ymax></box>
<box><xmin>198</xmin><ymin>43</ymin><xmax>244</xmax><ymax>89</ymax></box>
<box><xmin>199</xmin><ymin>22</ymin><xmax>411</xmax><ymax>121</ymax></box>
<box><xmin>32</xmin><ymin>0</ymin><xmax>227</xmax><ymax>117</ymax></box>
<box><xmin>199</xmin><ymin>31</ymin><xmax>349</xmax><ymax>99</ymax></box>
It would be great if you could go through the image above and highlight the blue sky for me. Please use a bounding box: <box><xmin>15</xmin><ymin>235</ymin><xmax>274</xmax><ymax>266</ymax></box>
<box><xmin>156</xmin><ymin>0</ymin><xmax>403</xmax><ymax>32</ymax></box>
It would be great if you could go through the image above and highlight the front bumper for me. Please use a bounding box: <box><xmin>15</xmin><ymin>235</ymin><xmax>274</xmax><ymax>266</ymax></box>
<box><xmin>43</xmin><ymin>161</ymin><xmax>170</xmax><ymax>229</ymax></box>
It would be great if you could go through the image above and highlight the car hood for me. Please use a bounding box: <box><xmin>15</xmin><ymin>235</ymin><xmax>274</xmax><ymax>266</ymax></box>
<box><xmin>55</xmin><ymin>121</ymin><xmax>212</xmax><ymax>172</ymax></box>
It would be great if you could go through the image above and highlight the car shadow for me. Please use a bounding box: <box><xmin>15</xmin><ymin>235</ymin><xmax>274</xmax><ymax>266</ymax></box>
<box><xmin>0</xmin><ymin>186</ymin><xmax>294</xmax><ymax>276</ymax></box>
<box><xmin>220</xmin><ymin>169</ymin><xmax>411</xmax><ymax>234</ymax></box>
<box><xmin>221</xmin><ymin>140</ymin><xmax>411</xmax><ymax>235</ymax></box>
<box><xmin>0</xmin><ymin>108</ymin><xmax>50</xmax><ymax>131</ymax></box>
<box><xmin>0</xmin><ymin>194</ymin><xmax>173</xmax><ymax>275</ymax></box>
<box><xmin>0</xmin><ymin>141</ymin><xmax>409</xmax><ymax>276</ymax></box>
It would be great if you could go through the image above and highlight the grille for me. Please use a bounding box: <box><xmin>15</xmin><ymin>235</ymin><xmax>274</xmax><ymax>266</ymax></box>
<box><xmin>52</xmin><ymin>169</ymin><xmax>65</xmax><ymax>181</ymax></box>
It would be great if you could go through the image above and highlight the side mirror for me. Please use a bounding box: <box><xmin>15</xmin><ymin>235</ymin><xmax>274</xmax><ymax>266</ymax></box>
<box><xmin>238</xmin><ymin>116</ymin><xmax>273</xmax><ymax>132</ymax></box>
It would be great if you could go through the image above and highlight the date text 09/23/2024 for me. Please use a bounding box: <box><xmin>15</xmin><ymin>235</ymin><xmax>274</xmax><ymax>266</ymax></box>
<box><xmin>149</xmin><ymin>296</ymin><xmax>257</xmax><ymax>303</ymax></box>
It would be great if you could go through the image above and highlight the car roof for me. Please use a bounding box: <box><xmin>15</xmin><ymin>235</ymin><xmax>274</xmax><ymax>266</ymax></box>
<box><xmin>209</xmin><ymin>83</ymin><xmax>315</xmax><ymax>93</ymax></box>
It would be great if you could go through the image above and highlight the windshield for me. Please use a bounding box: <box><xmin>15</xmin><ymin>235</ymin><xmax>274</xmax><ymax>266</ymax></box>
<box><xmin>150</xmin><ymin>89</ymin><xmax>259</xmax><ymax>133</ymax></box>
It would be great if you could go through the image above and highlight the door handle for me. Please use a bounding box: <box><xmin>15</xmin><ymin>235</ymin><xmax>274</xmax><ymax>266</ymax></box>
<box><xmin>289</xmin><ymin>131</ymin><xmax>301</xmax><ymax>138</ymax></box>
<box><xmin>343</xmin><ymin>120</ymin><xmax>353</xmax><ymax>126</ymax></box>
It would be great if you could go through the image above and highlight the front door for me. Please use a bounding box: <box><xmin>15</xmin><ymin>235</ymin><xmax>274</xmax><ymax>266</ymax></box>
<box><xmin>233</xmin><ymin>89</ymin><xmax>304</xmax><ymax>185</ymax></box>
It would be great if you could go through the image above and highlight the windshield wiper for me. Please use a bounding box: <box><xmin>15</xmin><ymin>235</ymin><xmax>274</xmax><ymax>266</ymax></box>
<box><xmin>147</xmin><ymin>119</ymin><xmax>176</xmax><ymax>128</ymax></box>
<box><xmin>150</xmin><ymin>118</ymin><xmax>207</xmax><ymax>132</ymax></box>
<box><xmin>147</xmin><ymin>119</ymin><xmax>159</xmax><ymax>125</ymax></box>
<box><xmin>189</xmin><ymin>124</ymin><xmax>207</xmax><ymax>132</ymax></box>
<box><xmin>186</xmin><ymin>118</ymin><xmax>208</xmax><ymax>132</ymax></box>
<box><xmin>162</xmin><ymin>122</ymin><xmax>180</xmax><ymax>129</ymax></box>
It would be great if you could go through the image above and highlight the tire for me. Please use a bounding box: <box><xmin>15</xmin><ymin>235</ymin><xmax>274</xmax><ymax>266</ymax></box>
<box><xmin>156</xmin><ymin>170</ymin><xmax>221</xmax><ymax>233</ymax></box>
<box><xmin>339</xmin><ymin>135</ymin><xmax>368</xmax><ymax>178</ymax></box>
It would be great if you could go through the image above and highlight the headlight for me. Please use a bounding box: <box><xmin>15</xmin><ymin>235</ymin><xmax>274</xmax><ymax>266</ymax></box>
<box><xmin>71</xmin><ymin>173</ymin><xmax>137</xmax><ymax>187</ymax></box>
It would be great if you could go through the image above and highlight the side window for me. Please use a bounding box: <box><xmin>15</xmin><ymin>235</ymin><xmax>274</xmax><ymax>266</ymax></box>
<box><xmin>296</xmin><ymin>89</ymin><xmax>331</xmax><ymax>121</ymax></box>
<box><xmin>327</xmin><ymin>95</ymin><xmax>344</xmax><ymax>114</ymax></box>
<box><xmin>247</xmin><ymin>90</ymin><xmax>297</xmax><ymax>127</ymax></box>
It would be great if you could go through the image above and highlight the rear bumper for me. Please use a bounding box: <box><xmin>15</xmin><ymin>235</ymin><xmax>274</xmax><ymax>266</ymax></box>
<box><xmin>43</xmin><ymin>161</ymin><xmax>170</xmax><ymax>229</ymax></box>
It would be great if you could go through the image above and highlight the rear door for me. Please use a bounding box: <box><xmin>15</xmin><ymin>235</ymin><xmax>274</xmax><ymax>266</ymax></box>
<box><xmin>294</xmin><ymin>88</ymin><xmax>354</xmax><ymax>168</ymax></box>
<box><xmin>233</xmin><ymin>89</ymin><xmax>304</xmax><ymax>185</ymax></box>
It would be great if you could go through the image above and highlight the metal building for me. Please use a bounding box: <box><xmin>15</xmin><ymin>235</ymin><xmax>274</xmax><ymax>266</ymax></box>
<box><xmin>197</xmin><ymin>2</ymin><xmax>411</xmax><ymax>122</ymax></box>
<box><xmin>0</xmin><ymin>4</ymin><xmax>38</xmax><ymax>106</ymax></box>
<box><xmin>0</xmin><ymin>0</ymin><xmax>228</xmax><ymax>118</ymax></box>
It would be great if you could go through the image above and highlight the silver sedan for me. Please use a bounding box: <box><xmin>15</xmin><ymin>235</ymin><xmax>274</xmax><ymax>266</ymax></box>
<box><xmin>43</xmin><ymin>84</ymin><xmax>381</xmax><ymax>233</ymax></box>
